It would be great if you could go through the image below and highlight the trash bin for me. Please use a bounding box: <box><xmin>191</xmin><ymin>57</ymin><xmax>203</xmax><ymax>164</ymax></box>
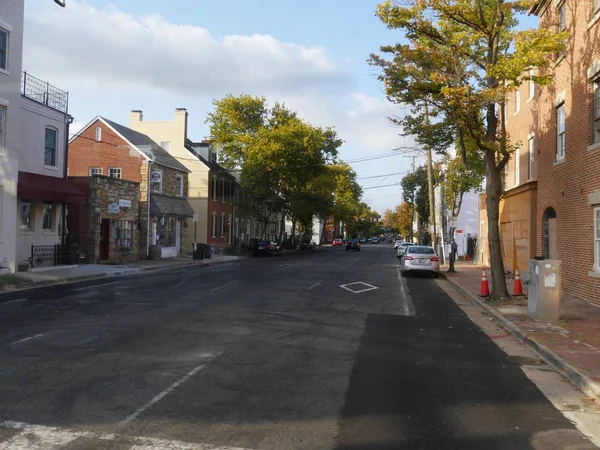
<box><xmin>192</xmin><ymin>243</ymin><xmax>212</xmax><ymax>260</ymax></box>
<box><xmin>528</xmin><ymin>259</ymin><xmax>561</xmax><ymax>321</ymax></box>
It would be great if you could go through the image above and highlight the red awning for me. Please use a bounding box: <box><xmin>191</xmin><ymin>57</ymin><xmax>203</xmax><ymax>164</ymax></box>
<box><xmin>18</xmin><ymin>171</ymin><xmax>86</xmax><ymax>204</ymax></box>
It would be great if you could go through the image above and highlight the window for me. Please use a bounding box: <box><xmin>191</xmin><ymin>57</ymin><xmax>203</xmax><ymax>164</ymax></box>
<box><xmin>220</xmin><ymin>212</ymin><xmax>225</xmax><ymax>237</ymax></box>
<box><xmin>503</xmin><ymin>167</ymin><xmax>509</xmax><ymax>190</ymax></box>
<box><xmin>515</xmin><ymin>89</ymin><xmax>521</xmax><ymax>113</ymax></box>
<box><xmin>176</xmin><ymin>174</ymin><xmax>183</xmax><ymax>197</ymax></box>
<box><xmin>0</xmin><ymin>106</ymin><xmax>5</xmax><ymax>154</ymax></box>
<box><xmin>557</xmin><ymin>103</ymin><xmax>566</xmax><ymax>160</ymax></box>
<box><xmin>20</xmin><ymin>201</ymin><xmax>32</xmax><ymax>231</ymax></box>
<box><xmin>89</xmin><ymin>167</ymin><xmax>102</xmax><ymax>176</ymax></box>
<box><xmin>109</xmin><ymin>167</ymin><xmax>122</xmax><ymax>179</ymax></box>
<box><xmin>151</xmin><ymin>170</ymin><xmax>162</xmax><ymax>193</ymax></box>
<box><xmin>558</xmin><ymin>3</ymin><xmax>566</xmax><ymax>31</ymax></box>
<box><xmin>594</xmin><ymin>77</ymin><xmax>600</xmax><ymax>144</ymax></box>
<box><xmin>596</xmin><ymin>208</ymin><xmax>600</xmax><ymax>272</ymax></box>
<box><xmin>595</xmin><ymin>0</ymin><xmax>600</xmax><ymax>15</ymax></box>
<box><xmin>95</xmin><ymin>127</ymin><xmax>102</xmax><ymax>142</ymax></box>
<box><xmin>528</xmin><ymin>137</ymin><xmax>535</xmax><ymax>180</ymax></box>
<box><xmin>529</xmin><ymin>69</ymin><xmax>535</xmax><ymax>100</ymax></box>
<box><xmin>157</xmin><ymin>217</ymin><xmax>177</xmax><ymax>247</ymax></box>
<box><xmin>44</xmin><ymin>127</ymin><xmax>57</xmax><ymax>167</ymax></box>
<box><xmin>212</xmin><ymin>176</ymin><xmax>217</xmax><ymax>200</ymax></box>
<box><xmin>42</xmin><ymin>203</ymin><xmax>54</xmax><ymax>230</ymax></box>
<box><xmin>116</xmin><ymin>220</ymin><xmax>133</xmax><ymax>248</ymax></box>
<box><xmin>211</xmin><ymin>212</ymin><xmax>217</xmax><ymax>237</ymax></box>
<box><xmin>0</xmin><ymin>29</ymin><xmax>7</xmax><ymax>71</ymax></box>
<box><xmin>160</xmin><ymin>141</ymin><xmax>170</xmax><ymax>151</ymax></box>
<box><xmin>515</xmin><ymin>147</ymin><xmax>520</xmax><ymax>186</ymax></box>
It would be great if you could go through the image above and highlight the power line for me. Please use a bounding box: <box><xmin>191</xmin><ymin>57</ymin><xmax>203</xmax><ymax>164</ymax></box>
<box><xmin>362</xmin><ymin>183</ymin><xmax>401</xmax><ymax>190</ymax></box>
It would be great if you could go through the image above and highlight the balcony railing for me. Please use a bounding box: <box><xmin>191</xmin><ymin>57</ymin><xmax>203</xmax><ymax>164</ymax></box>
<box><xmin>21</xmin><ymin>71</ymin><xmax>69</xmax><ymax>114</ymax></box>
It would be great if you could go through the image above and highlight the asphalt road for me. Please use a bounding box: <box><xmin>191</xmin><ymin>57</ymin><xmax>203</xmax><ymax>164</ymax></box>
<box><xmin>0</xmin><ymin>244</ymin><xmax>596</xmax><ymax>449</ymax></box>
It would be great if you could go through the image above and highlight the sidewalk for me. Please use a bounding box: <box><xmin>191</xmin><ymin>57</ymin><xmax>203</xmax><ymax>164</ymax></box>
<box><xmin>442</xmin><ymin>261</ymin><xmax>600</xmax><ymax>402</ymax></box>
<box><xmin>0</xmin><ymin>254</ymin><xmax>244</xmax><ymax>293</ymax></box>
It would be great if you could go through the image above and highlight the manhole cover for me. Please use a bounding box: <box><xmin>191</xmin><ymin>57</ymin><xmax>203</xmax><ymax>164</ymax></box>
<box><xmin>506</xmin><ymin>355</ymin><xmax>546</xmax><ymax>366</ymax></box>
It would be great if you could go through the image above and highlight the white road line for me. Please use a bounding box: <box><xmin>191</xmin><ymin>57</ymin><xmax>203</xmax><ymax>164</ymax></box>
<box><xmin>71</xmin><ymin>282</ymin><xmax>119</xmax><ymax>291</ymax></box>
<box><xmin>308</xmin><ymin>281</ymin><xmax>322</xmax><ymax>291</ymax></box>
<box><xmin>397</xmin><ymin>266</ymin><xmax>415</xmax><ymax>316</ymax></box>
<box><xmin>10</xmin><ymin>334</ymin><xmax>44</xmax><ymax>346</ymax></box>
<box><xmin>120</xmin><ymin>353</ymin><xmax>222</xmax><ymax>426</ymax></box>
<box><xmin>1</xmin><ymin>299</ymin><xmax>27</xmax><ymax>305</ymax></box>
<box><xmin>210</xmin><ymin>280</ymin><xmax>238</xmax><ymax>295</ymax></box>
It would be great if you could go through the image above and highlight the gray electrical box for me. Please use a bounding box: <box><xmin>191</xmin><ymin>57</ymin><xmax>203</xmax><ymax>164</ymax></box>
<box><xmin>528</xmin><ymin>259</ymin><xmax>562</xmax><ymax>321</ymax></box>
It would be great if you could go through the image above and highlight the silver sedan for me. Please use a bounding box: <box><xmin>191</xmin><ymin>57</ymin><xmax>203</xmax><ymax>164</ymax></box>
<box><xmin>400</xmin><ymin>245</ymin><xmax>440</xmax><ymax>277</ymax></box>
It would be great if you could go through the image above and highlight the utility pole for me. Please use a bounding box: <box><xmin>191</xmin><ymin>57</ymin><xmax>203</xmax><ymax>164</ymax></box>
<box><xmin>406</xmin><ymin>155</ymin><xmax>416</xmax><ymax>242</ymax></box>
<box><xmin>424</xmin><ymin>100</ymin><xmax>437</xmax><ymax>251</ymax></box>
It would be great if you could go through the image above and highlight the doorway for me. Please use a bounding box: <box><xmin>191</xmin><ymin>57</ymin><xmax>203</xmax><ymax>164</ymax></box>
<box><xmin>543</xmin><ymin>207</ymin><xmax>557</xmax><ymax>259</ymax></box>
<box><xmin>99</xmin><ymin>219</ymin><xmax>110</xmax><ymax>260</ymax></box>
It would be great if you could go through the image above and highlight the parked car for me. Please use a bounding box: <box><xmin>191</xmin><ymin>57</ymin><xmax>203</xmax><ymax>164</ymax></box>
<box><xmin>396</xmin><ymin>242</ymin><xmax>415</xmax><ymax>257</ymax></box>
<box><xmin>371</xmin><ymin>237</ymin><xmax>380</xmax><ymax>244</ymax></box>
<box><xmin>394</xmin><ymin>239</ymin><xmax>403</xmax><ymax>249</ymax></box>
<box><xmin>345</xmin><ymin>239</ymin><xmax>361</xmax><ymax>251</ymax></box>
<box><xmin>333</xmin><ymin>239</ymin><xmax>343</xmax><ymax>246</ymax></box>
<box><xmin>253</xmin><ymin>240</ymin><xmax>282</xmax><ymax>256</ymax></box>
<box><xmin>299</xmin><ymin>239</ymin><xmax>315</xmax><ymax>251</ymax></box>
<box><xmin>399</xmin><ymin>245</ymin><xmax>440</xmax><ymax>277</ymax></box>
<box><xmin>359</xmin><ymin>237</ymin><xmax>367</xmax><ymax>243</ymax></box>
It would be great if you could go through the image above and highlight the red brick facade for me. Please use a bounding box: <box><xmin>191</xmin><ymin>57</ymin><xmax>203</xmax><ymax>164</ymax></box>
<box><xmin>207</xmin><ymin>172</ymin><xmax>235</xmax><ymax>249</ymax></box>
<box><xmin>501</xmin><ymin>1</ymin><xmax>600</xmax><ymax>306</ymax></box>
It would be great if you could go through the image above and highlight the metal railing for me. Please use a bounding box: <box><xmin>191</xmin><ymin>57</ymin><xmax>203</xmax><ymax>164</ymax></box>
<box><xmin>30</xmin><ymin>244</ymin><xmax>80</xmax><ymax>268</ymax></box>
<box><xmin>21</xmin><ymin>71</ymin><xmax>69</xmax><ymax>114</ymax></box>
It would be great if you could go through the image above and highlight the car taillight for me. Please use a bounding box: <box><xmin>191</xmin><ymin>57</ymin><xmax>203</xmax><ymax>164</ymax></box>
<box><xmin>405</xmin><ymin>256</ymin><xmax>414</xmax><ymax>260</ymax></box>
<box><xmin>430</xmin><ymin>257</ymin><xmax>439</xmax><ymax>262</ymax></box>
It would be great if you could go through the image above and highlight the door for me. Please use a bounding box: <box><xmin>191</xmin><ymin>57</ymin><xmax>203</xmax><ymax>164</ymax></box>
<box><xmin>175</xmin><ymin>219</ymin><xmax>181</xmax><ymax>252</ymax></box>
<box><xmin>99</xmin><ymin>219</ymin><xmax>110</xmax><ymax>260</ymax></box>
<box><xmin>548</xmin><ymin>218</ymin><xmax>557</xmax><ymax>259</ymax></box>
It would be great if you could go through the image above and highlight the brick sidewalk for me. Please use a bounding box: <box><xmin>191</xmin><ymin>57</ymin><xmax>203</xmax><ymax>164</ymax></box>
<box><xmin>443</xmin><ymin>261</ymin><xmax>600</xmax><ymax>402</ymax></box>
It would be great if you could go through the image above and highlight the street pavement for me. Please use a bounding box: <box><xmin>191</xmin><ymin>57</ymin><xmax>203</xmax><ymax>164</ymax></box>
<box><xmin>0</xmin><ymin>244</ymin><xmax>597</xmax><ymax>449</ymax></box>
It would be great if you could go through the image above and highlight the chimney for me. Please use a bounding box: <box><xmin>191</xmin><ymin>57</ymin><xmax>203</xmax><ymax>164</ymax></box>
<box><xmin>175</xmin><ymin>108</ymin><xmax>188</xmax><ymax>140</ymax></box>
<box><xmin>130</xmin><ymin>110</ymin><xmax>143</xmax><ymax>122</ymax></box>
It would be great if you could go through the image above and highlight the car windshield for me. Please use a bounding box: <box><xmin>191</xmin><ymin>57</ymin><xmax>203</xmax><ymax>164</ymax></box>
<box><xmin>408</xmin><ymin>247</ymin><xmax>435</xmax><ymax>254</ymax></box>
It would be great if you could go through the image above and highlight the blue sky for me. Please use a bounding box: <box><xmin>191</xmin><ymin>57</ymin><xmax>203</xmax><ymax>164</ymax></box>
<box><xmin>23</xmin><ymin>0</ymin><xmax>538</xmax><ymax>213</ymax></box>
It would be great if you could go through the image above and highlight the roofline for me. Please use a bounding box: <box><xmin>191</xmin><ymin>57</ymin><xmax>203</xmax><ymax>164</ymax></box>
<box><xmin>150</xmin><ymin>160</ymin><xmax>192</xmax><ymax>174</ymax></box>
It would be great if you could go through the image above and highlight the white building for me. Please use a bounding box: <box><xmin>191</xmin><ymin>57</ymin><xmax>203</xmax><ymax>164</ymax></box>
<box><xmin>1</xmin><ymin>0</ymin><xmax>83</xmax><ymax>272</ymax></box>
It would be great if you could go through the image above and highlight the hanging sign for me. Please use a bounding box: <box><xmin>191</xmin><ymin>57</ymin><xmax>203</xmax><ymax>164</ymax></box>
<box><xmin>108</xmin><ymin>203</ymin><xmax>120</xmax><ymax>213</ymax></box>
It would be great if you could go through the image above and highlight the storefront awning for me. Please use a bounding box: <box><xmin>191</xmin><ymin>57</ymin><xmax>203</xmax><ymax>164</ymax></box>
<box><xmin>150</xmin><ymin>194</ymin><xmax>195</xmax><ymax>218</ymax></box>
<box><xmin>18</xmin><ymin>171</ymin><xmax>86</xmax><ymax>204</ymax></box>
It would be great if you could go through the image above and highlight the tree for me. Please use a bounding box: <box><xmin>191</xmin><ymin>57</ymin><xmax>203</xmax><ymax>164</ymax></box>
<box><xmin>395</xmin><ymin>202</ymin><xmax>413</xmax><ymax>238</ymax></box>
<box><xmin>371</xmin><ymin>0</ymin><xmax>565</xmax><ymax>299</ymax></box>
<box><xmin>382</xmin><ymin>208</ymin><xmax>399</xmax><ymax>233</ymax></box>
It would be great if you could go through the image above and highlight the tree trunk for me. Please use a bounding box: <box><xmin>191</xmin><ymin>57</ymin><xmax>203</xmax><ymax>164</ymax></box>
<box><xmin>485</xmin><ymin>156</ymin><xmax>510</xmax><ymax>300</ymax></box>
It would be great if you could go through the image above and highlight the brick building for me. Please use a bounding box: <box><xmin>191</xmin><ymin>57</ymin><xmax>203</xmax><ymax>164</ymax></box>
<box><xmin>481</xmin><ymin>0</ymin><xmax>600</xmax><ymax>306</ymax></box>
<box><xmin>68</xmin><ymin>117</ymin><xmax>194</xmax><ymax>259</ymax></box>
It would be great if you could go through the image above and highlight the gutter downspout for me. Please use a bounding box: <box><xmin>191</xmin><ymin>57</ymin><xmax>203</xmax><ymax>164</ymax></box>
<box><xmin>147</xmin><ymin>161</ymin><xmax>152</xmax><ymax>258</ymax></box>
<box><xmin>61</xmin><ymin>113</ymin><xmax>73</xmax><ymax>246</ymax></box>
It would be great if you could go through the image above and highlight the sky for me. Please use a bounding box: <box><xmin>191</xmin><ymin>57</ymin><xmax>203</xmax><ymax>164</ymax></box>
<box><xmin>23</xmin><ymin>0</ymin><xmax>538</xmax><ymax>214</ymax></box>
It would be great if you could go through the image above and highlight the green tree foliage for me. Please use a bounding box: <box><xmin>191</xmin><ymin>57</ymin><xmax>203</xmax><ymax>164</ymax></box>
<box><xmin>395</xmin><ymin>202</ymin><xmax>413</xmax><ymax>238</ymax></box>
<box><xmin>370</xmin><ymin>0</ymin><xmax>565</xmax><ymax>299</ymax></box>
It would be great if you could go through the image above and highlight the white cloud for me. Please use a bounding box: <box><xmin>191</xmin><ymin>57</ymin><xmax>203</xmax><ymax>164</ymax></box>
<box><xmin>23</xmin><ymin>0</ymin><xmax>349</xmax><ymax>96</ymax></box>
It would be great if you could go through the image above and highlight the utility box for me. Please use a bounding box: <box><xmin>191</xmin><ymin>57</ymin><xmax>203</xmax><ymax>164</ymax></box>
<box><xmin>528</xmin><ymin>259</ymin><xmax>562</xmax><ymax>321</ymax></box>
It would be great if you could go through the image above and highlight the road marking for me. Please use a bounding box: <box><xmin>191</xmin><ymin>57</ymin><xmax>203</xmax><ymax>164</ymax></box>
<box><xmin>1</xmin><ymin>299</ymin><xmax>27</xmax><ymax>305</ymax></box>
<box><xmin>10</xmin><ymin>334</ymin><xmax>44</xmax><ymax>346</ymax></box>
<box><xmin>75</xmin><ymin>335</ymin><xmax>99</xmax><ymax>345</ymax></box>
<box><xmin>210</xmin><ymin>280</ymin><xmax>238</xmax><ymax>295</ymax></box>
<box><xmin>308</xmin><ymin>281</ymin><xmax>322</xmax><ymax>291</ymax></box>
<box><xmin>0</xmin><ymin>420</ymin><xmax>253</xmax><ymax>449</ymax></box>
<box><xmin>339</xmin><ymin>281</ymin><xmax>379</xmax><ymax>294</ymax></box>
<box><xmin>120</xmin><ymin>352</ymin><xmax>222</xmax><ymax>426</ymax></box>
<box><xmin>0</xmin><ymin>369</ymin><xmax>16</xmax><ymax>377</ymax></box>
<box><xmin>72</xmin><ymin>282</ymin><xmax>119</xmax><ymax>291</ymax></box>
<box><xmin>396</xmin><ymin>266</ymin><xmax>415</xmax><ymax>316</ymax></box>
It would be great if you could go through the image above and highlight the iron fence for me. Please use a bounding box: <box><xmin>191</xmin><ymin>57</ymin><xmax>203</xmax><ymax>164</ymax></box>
<box><xmin>30</xmin><ymin>244</ymin><xmax>80</xmax><ymax>268</ymax></box>
<box><xmin>21</xmin><ymin>71</ymin><xmax>69</xmax><ymax>114</ymax></box>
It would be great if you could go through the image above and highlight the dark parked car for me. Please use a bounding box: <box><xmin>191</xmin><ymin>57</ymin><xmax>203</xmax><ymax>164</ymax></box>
<box><xmin>253</xmin><ymin>240</ymin><xmax>282</xmax><ymax>256</ymax></box>
<box><xmin>299</xmin><ymin>239</ymin><xmax>315</xmax><ymax>251</ymax></box>
<box><xmin>345</xmin><ymin>239</ymin><xmax>361</xmax><ymax>251</ymax></box>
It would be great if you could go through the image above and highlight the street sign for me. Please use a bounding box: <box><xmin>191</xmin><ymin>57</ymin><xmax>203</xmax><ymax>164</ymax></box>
<box><xmin>108</xmin><ymin>203</ymin><xmax>120</xmax><ymax>214</ymax></box>
<box><xmin>193</xmin><ymin>213</ymin><xmax>199</xmax><ymax>222</ymax></box>
<box><xmin>118</xmin><ymin>199</ymin><xmax>131</xmax><ymax>207</ymax></box>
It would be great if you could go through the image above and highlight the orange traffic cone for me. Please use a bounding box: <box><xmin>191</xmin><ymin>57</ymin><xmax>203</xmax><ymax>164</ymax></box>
<box><xmin>479</xmin><ymin>268</ymin><xmax>490</xmax><ymax>297</ymax></box>
<box><xmin>513</xmin><ymin>268</ymin><xmax>524</xmax><ymax>296</ymax></box>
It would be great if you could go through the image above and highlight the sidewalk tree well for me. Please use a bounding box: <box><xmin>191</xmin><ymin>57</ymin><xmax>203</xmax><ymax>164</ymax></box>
<box><xmin>370</xmin><ymin>0</ymin><xmax>566</xmax><ymax>300</ymax></box>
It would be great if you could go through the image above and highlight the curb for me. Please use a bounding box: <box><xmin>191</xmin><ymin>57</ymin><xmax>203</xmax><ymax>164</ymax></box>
<box><xmin>0</xmin><ymin>258</ymin><xmax>245</xmax><ymax>297</ymax></box>
<box><xmin>440</xmin><ymin>272</ymin><xmax>600</xmax><ymax>403</ymax></box>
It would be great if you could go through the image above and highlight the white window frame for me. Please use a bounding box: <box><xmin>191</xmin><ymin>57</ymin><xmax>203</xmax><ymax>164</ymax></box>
<box><xmin>595</xmin><ymin>0</ymin><xmax>600</xmax><ymax>16</ymax></box>
<box><xmin>594</xmin><ymin>76</ymin><xmax>600</xmax><ymax>144</ymax></box>
<box><xmin>151</xmin><ymin>170</ymin><xmax>162</xmax><ymax>193</ymax></box>
<box><xmin>108</xmin><ymin>167</ymin><xmax>122</xmax><ymax>179</ymax></box>
<box><xmin>595</xmin><ymin>207</ymin><xmax>600</xmax><ymax>272</ymax></box>
<box><xmin>95</xmin><ymin>127</ymin><xmax>102</xmax><ymax>142</ymax></box>
<box><xmin>0</xmin><ymin>105</ymin><xmax>5</xmax><ymax>155</ymax></box>
<box><xmin>160</xmin><ymin>141</ymin><xmax>170</xmax><ymax>151</ymax></box>
<box><xmin>220</xmin><ymin>212</ymin><xmax>225</xmax><ymax>237</ymax></box>
<box><xmin>116</xmin><ymin>220</ymin><xmax>134</xmax><ymax>248</ymax></box>
<box><xmin>212</xmin><ymin>176</ymin><xmax>217</xmax><ymax>201</ymax></box>
<box><xmin>20</xmin><ymin>200</ymin><xmax>33</xmax><ymax>232</ymax></box>
<box><xmin>515</xmin><ymin>147</ymin><xmax>520</xmax><ymax>186</ymax></box>
<box><xmin>557</xmin><ymin>103</ymin><xmax>566</xmax><ymax>161</ymax></box>
<box><xmin>529</xmin><ymin>68</ymin><xmax>535</xmax><ymax>100</ymax></box>
<box><xmin>528</xmin><ymin>136</ymin><xmax>535</xmax><ymax>180</ymax></box>
<box><xmin>0</xmin><ymin>28</ymin><xmax>8</xmax><ymax>73</ymax></box>
<box><xmin>44</xmin><ymin>126</ymin><xmax>58</xmax><ymax>168</ymax></box>
<box><xmin>176</xmin><ymin>174</ymin><xmax>184</xmax><ymax>197</ymax></box>
<box><xmin>515</xmin><ymin>89</ymin><xmax>520</xmax><ymax>114</ymax></box>
<box><xmin>89</xmin><ymin>167</ymin><xmax>102</xmax><ymax>176</ymax></box>
<box><xmin>42</xmin><ymin>202</ymin><xmax>54</xmax><ymax>231</ymax></box>
<box><xmin>211</xmin><ymin>212</ymin><xmax>217</xmax><ymax>238</ymax></box>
